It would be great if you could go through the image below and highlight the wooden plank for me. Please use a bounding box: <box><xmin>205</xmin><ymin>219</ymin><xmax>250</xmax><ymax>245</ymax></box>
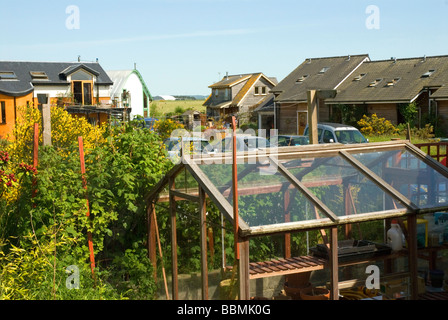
<box><xmin>170</xmin><ymin>189</ymin><xmax>200</xmax><ymax>202</ymax></box>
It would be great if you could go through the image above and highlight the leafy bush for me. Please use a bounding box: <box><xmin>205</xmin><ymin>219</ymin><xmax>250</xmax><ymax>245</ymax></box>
<box><xmin>153</xmin><ymin>118</ymin><xmax>185</xmax><ymax>141</ymax></box>
<box><xmin>0</xmin><ymin>107</ymin><xmax>172</xmax><ymax>300</ymax></box>
<box><xmin>357</xmin><ymin>114</ymin><xmax>399</xmax><ymax>136</ymax></box>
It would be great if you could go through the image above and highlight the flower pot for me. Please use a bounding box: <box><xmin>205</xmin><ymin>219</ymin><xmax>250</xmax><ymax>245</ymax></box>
<box><xmin>299</xmin><ymin>287</ymin><xmax>330</xmax><ymax>300</ymax></box>
<box><xmin>283</xmin><ymin>281</ymin><xmax>312</xmax><ymax>300</ymax></box>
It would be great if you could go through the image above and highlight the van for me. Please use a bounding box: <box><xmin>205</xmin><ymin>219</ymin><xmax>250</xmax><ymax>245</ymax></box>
<box><xmin>303</xmin><ymin>123</ymin><xmax>368</xmax><ymax>144</ymax></box>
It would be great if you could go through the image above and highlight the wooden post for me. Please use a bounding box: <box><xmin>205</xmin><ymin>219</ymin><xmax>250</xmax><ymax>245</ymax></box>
<box><xmin>78</xmin><ymin>136</ymin><xmax>96</xmax><ymax>277</ymax></box>
<box><xmin>239</xmin><ymin>237</ymin><xmax>250</xmax><ymax>300</ymax></box>
<box><xmin>232</xmin><ymin>116</ymin><xmax>240</xmax><ymax>260</ymax></box>
<box><xmin>42</xmin><ymin>104</ymin><xmax>51</xmax><ymax>146</ymax></box>
<box><xmin>169</xmin><ymin>177</ymin><xmax>179</xmax><ymax>300</ymax></box>
<box><xmin>147</xmin><ymin>202</ymin><xmax>157</xmax><ymax>279</ymax></box>
<box><xmin>406</xmin><ymin>214</ymin><xmax>419</xmax><ymax>300</ymax></box>
<box><xmin>153</xmin><ymin>206</ymin><xmax>170</xmax><ymax>300</ymax></box>
<box><xmin>199</xmin><ymin>187</ymin><xmax>209</xmax><ymax>300</ymax></box>
<box><xmin>307</xmin><ymin>90</ymin><xmax>318</xmax><ymax>144</ymax></box>
<box><xmin>329</xmin><ymin>227</ymin><xmax>339</xmax><ymax>300</ymax></box>
<box><xmin>32</xmin><ymin>123</ymin><xmax>39</xmax><ymax>200</ymax></box>
<box><xmin>284</xmin><ymin>190</ymin><xmax>291</xmax><ymax>258</ymax></box>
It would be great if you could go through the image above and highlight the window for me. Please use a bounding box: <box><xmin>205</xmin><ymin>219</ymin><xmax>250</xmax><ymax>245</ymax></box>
<box><xmin>421</xmin><ymin>70</ymin><xmax>435</xmax><ymax>78</ymax></box>
<box><xmin>353</xmin><ymin>73</ymin><xmax>367</xmax><ymax>81</ymax></box>
<box><xmin>368</xmin><ymin>78</ymin><xmax>383</xmax><ymax>87</ymax></box>
<box><xmin>224</xmin><ymin>88</ymin><xmax>230</xmax><ymax>100</ymax></box>
<box><xmin>255</xmin><ymin>86</ymin><xmax>267</xmax><ymax>95</ymax></box>
<box><xmin>0</xmin><ymin>71</ymin><xmax>17</xmax><ymax>80</ymax></box>
<box><xmin>0</xmin><ymin>101</ymin><xmax>5</xmax><ymax>124</ymax></box>
<box><xmin>386</xmin><ymin>78</ymin><xmax>401</xmax><ymax>87</ymax></box>
<box><xmin>30</xmin><ymin>71</ymin><xmax>49</xmax><ymax>80</ymax></box>
<box><xmin>296</xmin><ymin>75</ymin><xmax>309</xmax><ymax>83</ymax></box>
<box><xmin>72</xmin><ymin>81</ymin><xmax>93</xmax><ymax>105</ymax></box>
<box><xmin>319</xmin><ymin>67</ymin><xmax>330</xmax><ymax>74</ymax></box>
<box><xmin>322</xmin><ymin>130</ymin><xmax>335</xmax><ymax>143</ymax></box>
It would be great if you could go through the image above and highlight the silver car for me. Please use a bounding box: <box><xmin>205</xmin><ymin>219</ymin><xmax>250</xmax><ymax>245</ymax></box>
<box><xmin>304</xmin><ymin>123</ymin><xmax>368</xmax><ymax>144</ymax></box>
<box><xmin>206</xmin><ymin>135</ymin><xmax>271</xmax><ymax>153</ymax></box>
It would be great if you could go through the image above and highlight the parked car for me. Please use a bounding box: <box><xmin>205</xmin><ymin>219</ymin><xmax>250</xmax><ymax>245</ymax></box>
<box><xmin>144</xmin><ymin>117</ymin><xmax>158</xmax><ymax>130</ymax></box>
<box><xmin>163</xmin><ymin>137</ymin><xmax>210</xmax><ymax>160</ymax></box>
<box><xmin>205</xmin><ymin>135</ymin><xmax>271</xmax><ymax>153</ymax></box>
<box><xmin>303</xmin><ymin>123</ymin><xmax>368</xmax><ymax>144</ymax></box>
<box><xmin>269</xmin><ymin>135</ymin><xmax>309</xmax><ymax>147</ymax></box>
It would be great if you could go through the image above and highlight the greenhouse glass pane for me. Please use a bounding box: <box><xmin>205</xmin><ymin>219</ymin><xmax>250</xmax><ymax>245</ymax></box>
<box><xmin>352</xmin><ymin>149</ymin><xmax>448</xmax><ymax>209</ymax></box>
<box><xmin>282</xmin><ymin>155</ymin><xmax>403</xmax><ymax>217</ymax></box>
<box><xmin>197</xmin><ymin>162</ymin><xmax>327</xmax><ymax>227</ymax></box>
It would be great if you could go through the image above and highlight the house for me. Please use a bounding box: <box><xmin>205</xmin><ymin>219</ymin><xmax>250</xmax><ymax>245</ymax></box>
<box><xmin>107</xmin><ymin>69</ymin><xmax>153</xmax><ymax>118</ymax></box>
<box><xmin>0</xmin><ymin>60</ymin><xmax>121</xmax><ymax>138</ymax></box>
<box><xmin>203</xmin><ymin>72</ymin><xmax>278</xmax><ymax>123</ymax></box>
<box><xmin>271</xmin><ymin>54</ymin><xmax>370</xmax><ymax>134</ymax></box>
<box><xmin>326</xmin><ymin>55</ymin><xmax>448</xmax><ymax>131</ymax></box>
<box><xmin>182</xmin><ymin>109</ymin><xmax>205</xmax><ymax>130</ymax></box>
<box><xmin>430</xmin><ymin>85</ymin><xmax>448</xmax><ymax>132</ymax></box>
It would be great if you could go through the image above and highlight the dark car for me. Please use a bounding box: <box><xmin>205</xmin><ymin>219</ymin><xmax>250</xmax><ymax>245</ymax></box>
<box><xmin>269</xmin><ymin>135</ymin><xmax>309</xmax><ymax>147</ymax></box>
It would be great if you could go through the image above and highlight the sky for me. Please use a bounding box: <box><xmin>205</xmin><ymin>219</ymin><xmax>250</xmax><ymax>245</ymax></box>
<box><xmin>2</xmin><ymin>0</ymin><xmax>448</xmax><ymax>96</ymax></box>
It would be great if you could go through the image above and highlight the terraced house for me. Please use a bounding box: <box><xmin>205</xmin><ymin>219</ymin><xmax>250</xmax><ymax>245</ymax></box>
<box><xmin>270</xmin><ymin>54</ymin><xmax>448</xmax><ymax>136</ymax></box>
<box><xmin>326</xmin><ymin>55</ymin><xmax>448</xmax><ymax>134</ymax></box>
<box><xmin>204</xmin><ymin>72</ymin><xmax>277</xmax><ymax>123</ymax></box>
<box><xmin>271</xmin><ymin>54</ymin><xmax>370</xmax><ymax>134</ymax></box>
<box><xmin>0</xmin><ymin>60</ymin><xmax>126</xmax><ymax>139</ymax></box>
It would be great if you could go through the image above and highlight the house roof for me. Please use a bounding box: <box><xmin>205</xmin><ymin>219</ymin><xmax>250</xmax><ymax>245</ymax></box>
<box><xmin>431</xmin><ymin>85</ymin><xmax>448</xmax><ymax>100</ymax></box>
<box><xmin>327</xmin><ymin>55</ymin><xmax>448</xmax><ymax>104</ymax></box>
<box><xmin>253</xmin><ymin>94</ymin><xmax>275</xmax><ymax>113</ymax></box>
<box><xmin>107</xmin><ymin>69</ymin><xmax>153</xmax><ymax>101</ymax></box>
<box><xmin>208</xmin><ymin>74</ymin><xmax>253</xmax><ymax>89</ymax></box>
<box><xmin>204</xmin><ymin>73</ymin><xmax>277</xmax><ymax>109</ymax></box>
<box><xmin>273</xmin><ymin>54</ymin><xmax>370</xmax><ymax>103</ymax></box>
<box><xmin>0</xmin><ymin>61</ymin><xmax>113</xmax><ymax>97</ymax></box>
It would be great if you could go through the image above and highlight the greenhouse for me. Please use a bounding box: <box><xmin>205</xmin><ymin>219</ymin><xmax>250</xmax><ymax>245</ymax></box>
<box><xmin>146</xmin><ymin>139</ymin><xmax>448</xmax><ymax>300</ymax></box>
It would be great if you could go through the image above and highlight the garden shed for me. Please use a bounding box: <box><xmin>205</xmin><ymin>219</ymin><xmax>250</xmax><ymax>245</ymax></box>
<box><xmin>146</xmin><ymin>139</ymin><xmax>448</xmax><ymax>300</ymax></box>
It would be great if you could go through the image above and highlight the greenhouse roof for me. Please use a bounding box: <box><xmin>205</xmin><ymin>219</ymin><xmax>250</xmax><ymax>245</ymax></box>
<box><xmin>147</xmin><ymin>140</ymin><xmax>448</xmax><ymax>238</ymax></box>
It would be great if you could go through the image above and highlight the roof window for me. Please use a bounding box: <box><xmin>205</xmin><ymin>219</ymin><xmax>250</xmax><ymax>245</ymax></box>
<box><xmin>318</xmin><ymin>67</ymin><xmax>330</xmax><ymax>74</ymax></box>
<box><xmin>0</xmin><ymin>71</ymin><xmax>18</xmax><ymax>80</ymax></box>
<box><xmin>386</xmin><ymin>78</ymin><xmax>401</xmax><ymax>87</ymax></box>
<box><xmin>353</xmin><ymin>73</ymin><xmax>367</xmax><ymax>81</ymax></box>
<box><xmin>296</xmin><ymin>75</ymin><xmax>309</xmax><ymax>83</ymax></box>
<box><xmin>421</xmin><ymin>70</ymin><xmax>435</xmax><ymax>78</ymax></box>
<box><xmin>30</xmin><ymin>71</ymin><xmax>49</xmax><ymax>80</ymax></box>
<box><xmin>368</xmin><ymin>78</ymin><xmax>383</xmax><ymax>87</ymax></box>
